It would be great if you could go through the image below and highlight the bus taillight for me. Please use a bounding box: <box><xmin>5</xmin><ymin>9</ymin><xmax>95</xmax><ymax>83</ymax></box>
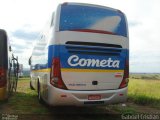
<box><xmin>0</xmin><ymin>67</ymin><xmax>6</xmax><ymax>87</ymax></box>
<box><xmin>119</xmin><ymin>60</ymin><xmax>129</xmax><ymax>89</ymax></box>
<box><xmin>50</xmin><ymin>58</ymin><xmax>67</xmax><ymax>90</ymax></box>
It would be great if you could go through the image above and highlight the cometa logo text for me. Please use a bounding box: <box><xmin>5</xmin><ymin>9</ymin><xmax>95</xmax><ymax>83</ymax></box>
<box><xmin>67</xmin><ymin>55</ymin><xmax>120</xmax><ymax>68</ymax></box>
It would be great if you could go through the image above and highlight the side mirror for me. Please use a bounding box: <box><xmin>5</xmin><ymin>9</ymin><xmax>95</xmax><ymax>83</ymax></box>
<box><xmin>17</xmin><ymin>63</ymin><xmax>19</xmax><ymax>72</ymax></box>
<box><xmin>9</xmin><ymin>46</ymin><xmax>12</xmax><ymax>51</ymax></box>
<box><xmin>29</xmin><ymin>56</ymin><xmax>31</xmax><ymax>65</ymax></box>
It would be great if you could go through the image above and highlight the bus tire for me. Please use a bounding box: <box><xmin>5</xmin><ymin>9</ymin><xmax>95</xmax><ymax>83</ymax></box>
<box><xmin>37</xmin><ymin>82</ymin><xmax>44</xmax><ymax>104</ymax></box>
<box><xmin>30</xmin><ymin>81</ymin><xmax>34</xmax><ymax>90</ymax></box>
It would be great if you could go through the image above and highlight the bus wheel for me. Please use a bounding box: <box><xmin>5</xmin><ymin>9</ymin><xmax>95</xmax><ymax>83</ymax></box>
<box><xmin>37</xmin><ymin>82</ymin><xmax>44</xmax><ymax>104</ymax></box>
<box><xmin>30</xmin><ymin>81</ymin><xmax>34</xmax><ymax>90</ymax></box>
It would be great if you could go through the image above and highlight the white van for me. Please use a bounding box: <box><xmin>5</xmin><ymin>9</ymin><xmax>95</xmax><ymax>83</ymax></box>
<box><xmin>29</xmin><ymin>2</ymin><xmax>129</xmax><ymax>106</ymax></box>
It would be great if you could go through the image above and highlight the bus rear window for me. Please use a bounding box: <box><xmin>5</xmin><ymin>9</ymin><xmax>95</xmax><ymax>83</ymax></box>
<box><xmin>60</xmin><ymin>4</ymin><xmax>127</xmax><ymax>37</ymax></box>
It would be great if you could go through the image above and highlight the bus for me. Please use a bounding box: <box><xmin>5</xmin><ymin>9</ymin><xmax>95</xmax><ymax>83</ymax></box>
<box><xmin>0</xmin><ymin>29</ymin><xmax>19</xmax><ymax>101</ymax></box>
<box><xmin>29</xmin><ymin>2</ymin><xmax>129</xmax><ymax>106</ymax></box>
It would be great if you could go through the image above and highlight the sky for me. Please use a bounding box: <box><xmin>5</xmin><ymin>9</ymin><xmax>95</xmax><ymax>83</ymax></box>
<box><xmin>0</xmin><ymin>0</ymin><xmax>160</xmax><ymax>73</ymax></box>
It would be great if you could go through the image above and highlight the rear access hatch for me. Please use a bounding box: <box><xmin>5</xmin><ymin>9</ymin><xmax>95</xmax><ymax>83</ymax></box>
<box><xmin>60</xmin><ymin>41</ymin><xmax>126</xmax><ymax>90</ymax></box>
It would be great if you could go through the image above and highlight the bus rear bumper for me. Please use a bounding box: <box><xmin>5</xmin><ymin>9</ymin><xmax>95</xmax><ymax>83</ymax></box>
<box><xmin>47</xmin><ymin>85</ymin><xmax>128</xmax><ymax>106</ymax></box>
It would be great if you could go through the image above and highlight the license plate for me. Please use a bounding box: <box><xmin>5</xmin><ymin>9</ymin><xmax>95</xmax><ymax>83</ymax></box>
<box><xmin>88</xmin><ymin>95</ymin><xmax>101</xmax><ymax>100</ymax></box>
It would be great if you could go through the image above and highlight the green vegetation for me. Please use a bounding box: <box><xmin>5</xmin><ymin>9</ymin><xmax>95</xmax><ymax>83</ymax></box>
<box><xmin>128</xmin><ymin>78</ymin><xmax>160</xmax><ymax>108</ymax></box>
<box><xmin>130</xmin><ymin>73</ymin><xmax>160</xmax><ymax>80</ymax></box>
<box><xmin>1</xmin><ymin>78</ymin><xmax>49</xmax><ymax>114</ymax></box>
<box><xmin>107</xmin><ymin>104</ymin><xmax>137</xmax><ymax>115</ymax></box>
<box><xmin>1</xmin><ymin>75</ymin><xmax>160</xmax><ymax>118</ymax></box>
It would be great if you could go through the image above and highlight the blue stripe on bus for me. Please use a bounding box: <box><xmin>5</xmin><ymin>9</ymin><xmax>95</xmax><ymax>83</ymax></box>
<box><xmin>32</xmin><ymin>45</ymin><xmax>128</xmax><ymax>70</ymax></box>
<box><xmin>47</xmin><ymin>45</ymin><xmax>128</xmax><ymax>70</ymax></box>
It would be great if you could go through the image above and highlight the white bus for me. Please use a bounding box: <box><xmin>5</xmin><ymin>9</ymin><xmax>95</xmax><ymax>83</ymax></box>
<box><xmin>29</xmin><ymin>2</ymin><xmax>129</xmax><ymax>106</ymax></box>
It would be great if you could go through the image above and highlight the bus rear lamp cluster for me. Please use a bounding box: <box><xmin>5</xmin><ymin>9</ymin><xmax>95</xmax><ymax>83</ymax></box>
<box><xmin>0</xmin><ymin>68</ymin><xmax>5</xmax><ymax>76</ymax></box>
<box><xmin>50</xmin><ymin>58</ymin><xmax>67</xmax><ymax>90</ymax></box>
<box><xmin>0</xmin><ymin>67</ymin><xmax>6</xmax><ymax>87</ymax></box>
<box><xmin>119</xmin><ymin>60</ymin><xmax>129</xmax><ymax>89</ymax></box>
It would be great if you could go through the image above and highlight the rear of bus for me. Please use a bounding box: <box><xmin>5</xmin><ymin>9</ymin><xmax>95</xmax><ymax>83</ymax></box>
<box><xmin>48</xmin><ymin>3</ymin><xmax>129</xmax><ymax>106</ymax></box>
<box><xmin>0</xmin><ymin>29</ymin><xmax>8</xmax><ymax>100</ymax></box>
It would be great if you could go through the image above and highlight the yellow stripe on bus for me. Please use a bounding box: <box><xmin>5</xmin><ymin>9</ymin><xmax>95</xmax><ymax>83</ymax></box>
<box><xmin>61</xmin><ymin>68</ymin><xmax>124</xmax><ymax>72</ymax></box>
<box><xmin>32</xmin><ymin>68</ymin><xmax>51</xmax><ymax>72</ymax></box>
<box><xmin>0</xmin><ymin>87</ymin><xmax>6</xmax><ymax>100</ymax></box>
<box><xmin>32</xmin><ymin>68</ymin><xmax>124</xmax><ymax>73</ymax></box>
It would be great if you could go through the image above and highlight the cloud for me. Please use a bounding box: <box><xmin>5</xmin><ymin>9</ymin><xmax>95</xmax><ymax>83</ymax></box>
<box><xmin>12</xmin><ymin>29</ymin><xmax>39</xmax><ymax>40</ymax></box>
<box><xmin>0</xmin><ymin>0</ymin><xmax>160</xmax><ymax>73</ymax></box>
<box><xmin>129</xmin><ymin>21</ymin><xmax>142</xmax><ymax>27</ymax></box>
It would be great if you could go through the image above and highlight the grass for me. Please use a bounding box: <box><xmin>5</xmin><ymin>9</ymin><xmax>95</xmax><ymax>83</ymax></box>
<box><xmin>2</xmin><ymin>78</ymin><xmax>50</xmax><ymax>114</ymax></box>
<box><xmin>130</xmin><ymin>73</ymin><xmax>160</xmax><ymax>80</ymax></box>
<box><xmin>107</xmin><ymin>104</ymin><xmax>137</xmax><ymax>115</ymax></box>
<box><xmin>1</xmin><ymin>78</ymin><xmax>123</xmax><ymax>120</ymax></box>
<box><xmin>1</xmin><ymin>76</ymin><xmax>160</xmax><ymax>119</ymax></box>
<box><xmin>128</xmin><ymin>78</ymin><xmax>160</xmax><ymax>107</ymax></box>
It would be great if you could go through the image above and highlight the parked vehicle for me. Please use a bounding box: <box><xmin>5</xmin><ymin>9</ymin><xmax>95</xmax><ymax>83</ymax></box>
<box><xmin>0</xmin><ymin>29</ymin><xmax>19</xmax><ymax>101</ymax></box>
<box><xmin>29</xmin><ymin>2</ymin><xmax>129</xmax><ymax>106</ymax></box>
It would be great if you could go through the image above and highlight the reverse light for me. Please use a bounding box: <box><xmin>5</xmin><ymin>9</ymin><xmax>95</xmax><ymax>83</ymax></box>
<box><xmin>50</xmin><ymin>58</ymin><xmax>67</xmax><ymax>90</ymax></box>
